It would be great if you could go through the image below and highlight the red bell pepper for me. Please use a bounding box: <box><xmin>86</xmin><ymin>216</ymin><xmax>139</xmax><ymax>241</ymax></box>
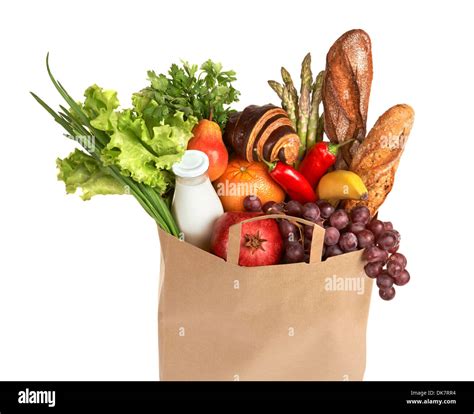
<box><xmin>299</xmin><ymin>140</ymin><xmax>354</xmax><ymax>188</ymax></box>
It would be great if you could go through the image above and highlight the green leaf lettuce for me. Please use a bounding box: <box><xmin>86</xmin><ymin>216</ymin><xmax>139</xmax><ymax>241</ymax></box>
<box><xmin>81</xmin><ymin>84</ymin><xmax>119</xmax><ymax>132</ymax></box>
<box><xmin>72</xmin><ymin>85</ymin><xmax>197</xmax><ymax>195</ymax></box>
<box><xmin>100</xmin><ymin>109</ymin><xmax>196</xmax><ymax>194</ymax></box>
<box><xmin>57</xmin><ymin>149</ymin><xmax>125</xmax><ymax>200</ymax></box>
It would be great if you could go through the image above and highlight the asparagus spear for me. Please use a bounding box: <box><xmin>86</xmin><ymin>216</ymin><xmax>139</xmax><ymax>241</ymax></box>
<box><xmin>281</xmin><ymin>67</ymin><xmax>299</xmax><ymax>119</ymax></box>
<box><xmin>297</xmin><ymin>53</ymin><xmax>312</xmax><ymax>160</ymax></box>
<box><xmin>316</xmin><ymin>112</ymin><xmax>324</xmax><ymax>142</ymax></box>
<box><xmin>282</xmin><ymin>85</ymin><xmax>297</xmax><ymax>129</ymax></box>
<box><xmin>306</xmin><ymin>70</ymin><xmax>324</xmax><ymax>149</ymax></box>
<box><xmin>268</xmin><ymin>80</ymin><xmax>284</xmax><ymax>100</ymax></box>
<box><xmin>268</xmin><ymin>80</ymin><xmax>297</xmax><ymax>129</ymax></box>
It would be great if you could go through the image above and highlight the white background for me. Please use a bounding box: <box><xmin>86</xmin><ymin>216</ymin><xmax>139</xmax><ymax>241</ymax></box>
<box><xmin>1</xmin><ymin>0</ymin><xmax>473</xmax><ymax>380</ymax></box>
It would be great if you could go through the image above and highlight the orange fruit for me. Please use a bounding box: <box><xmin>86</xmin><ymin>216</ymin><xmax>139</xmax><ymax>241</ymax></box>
<box><xmin>213</xmin><ymin>157</ymin><xmax>285</xmax><ymax>212</ymax></box>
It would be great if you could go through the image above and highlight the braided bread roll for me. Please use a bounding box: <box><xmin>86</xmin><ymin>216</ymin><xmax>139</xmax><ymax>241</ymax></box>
<box><xmin>224</xmin><ymin>105</ymin><xmax>300</xmax><ymax>165</ymax></box>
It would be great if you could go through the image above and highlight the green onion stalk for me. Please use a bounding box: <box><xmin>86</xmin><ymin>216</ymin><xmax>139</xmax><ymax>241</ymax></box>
<box><xmin>31</xmin><ymin>54</ymin><xmax>180</xmax><ymax>237</ymax></box>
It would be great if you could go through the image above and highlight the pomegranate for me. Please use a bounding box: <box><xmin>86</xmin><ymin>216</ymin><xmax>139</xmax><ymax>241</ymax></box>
<box><xmin>210</xmin><ymin>212</ymin><xmax>283</xmax><ymax>267</ymax></box>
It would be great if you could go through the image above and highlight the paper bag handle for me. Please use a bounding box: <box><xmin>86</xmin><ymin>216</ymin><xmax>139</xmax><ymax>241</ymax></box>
<box><xmin>227</xmin><ymin>214</ymin><xmax>325</xmax><ymax>265</ymax></box>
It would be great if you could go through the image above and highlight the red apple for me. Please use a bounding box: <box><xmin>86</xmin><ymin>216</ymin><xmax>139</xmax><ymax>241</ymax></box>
<box><xmin>211</xmin><ymin>212</ymin><xmax>283</xmax><ymax>267</ymax></box>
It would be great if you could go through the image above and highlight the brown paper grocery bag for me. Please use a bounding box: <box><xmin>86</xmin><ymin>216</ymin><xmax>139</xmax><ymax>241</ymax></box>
<box><xmin>158</xmin><ymin>214</ymin><xmax>373</xmax><ymax>381</ymax></box>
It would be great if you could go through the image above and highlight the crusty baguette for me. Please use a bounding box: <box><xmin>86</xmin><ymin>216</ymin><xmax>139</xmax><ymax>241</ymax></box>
<box><xmin>344</xmin><ymin>104</ymin><xmax>414</xmax><ymax>217</ymax></box>
<box><xmin>322</xmin><ymin>29</ymin><xmax>373</xmax><ymax>167</ymax></box>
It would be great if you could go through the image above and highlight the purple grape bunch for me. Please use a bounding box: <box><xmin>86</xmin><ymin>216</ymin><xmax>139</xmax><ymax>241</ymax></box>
<box><xmin>243</xmin><ymin>196</ymin><xmax>410</xmax><ymax>300</ymax></box>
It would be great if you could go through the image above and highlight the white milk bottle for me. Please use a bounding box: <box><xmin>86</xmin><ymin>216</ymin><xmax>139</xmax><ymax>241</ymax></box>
<box><xmin>171</xmin><ymin>150</ymin><xmax>224</xmax><ymax>250</ymax></box>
